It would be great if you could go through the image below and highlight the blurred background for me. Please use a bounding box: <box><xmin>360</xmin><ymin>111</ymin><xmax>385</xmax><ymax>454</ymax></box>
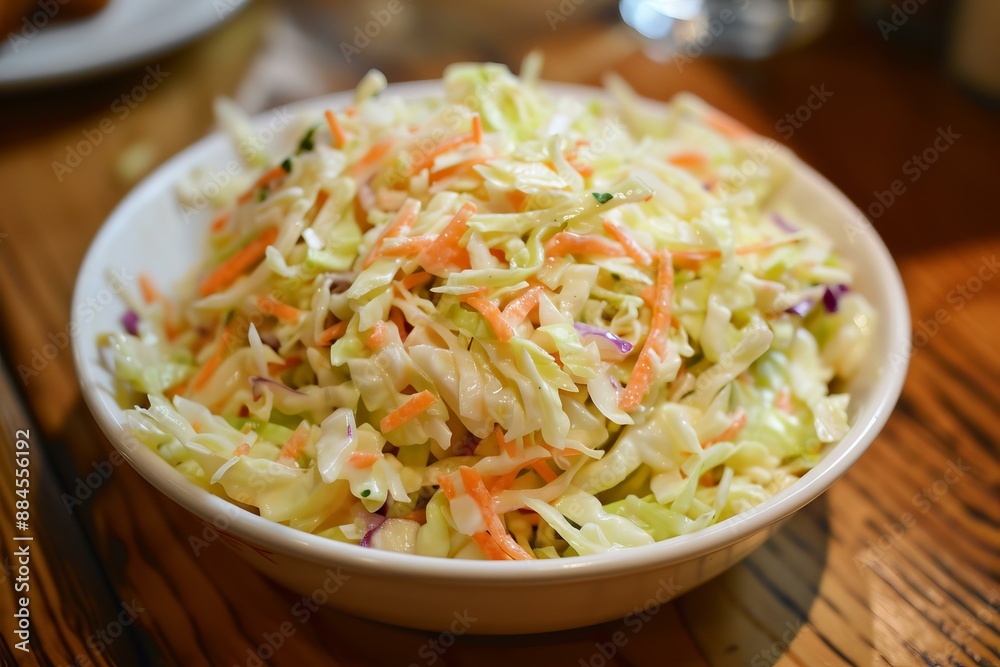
<box><xmin>0</xmin><ymin>1</ymin><xmax>998</xmax><ymax>665</ymax></box>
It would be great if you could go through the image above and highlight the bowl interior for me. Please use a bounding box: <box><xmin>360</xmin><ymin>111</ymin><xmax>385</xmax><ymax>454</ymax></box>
<box><xmin>71</xmin><ymin>81</ymin><xmax>910</xmax><ymax>582</ymax></box>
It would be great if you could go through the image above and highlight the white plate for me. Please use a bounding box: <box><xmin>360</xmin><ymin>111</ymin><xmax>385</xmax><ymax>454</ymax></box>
<box><xmin>72</xmin><ymin>81</ymin><xmax>910</xmax><ymax>633</ymax></box>
<box><xmin>0</xmin><ymin>0</ymin><xmax>249</xmax><ymax>90</ymax></box>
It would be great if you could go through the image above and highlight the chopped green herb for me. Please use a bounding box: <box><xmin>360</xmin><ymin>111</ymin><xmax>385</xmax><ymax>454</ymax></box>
<box><xmin>360</xmin><ymin>489</ymin><xmax>371</xmax><ymax>498</ymax></box>
<box><xmin>223</xmin><ymin>310</ymin><xmax>235</xmax><ymax>325</ymax></box>
<box><xmin>257</xmin><ymin>189</ymin><xmax>267</xmax><ymax>202</ymax></box>
<box><xmin>280</xmin><ymin>157</ymin><xmax>292</xmax><ymax>173</ymax></box>
<box><xmin>592</xmin><ymin>192</ymin><xmax>613</xmax><ymax>204</ymax></box>
<box><xmin>297</xmin><ymin>125</ymin><xmax>318</xmax><ymax>153</ymax></box>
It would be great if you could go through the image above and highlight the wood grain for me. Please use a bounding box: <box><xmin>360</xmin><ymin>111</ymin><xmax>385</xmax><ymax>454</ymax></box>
<box><xmin>0</xmin><ymin>2</ymin><xmax>998</xmax><ymax>665</ymax></box>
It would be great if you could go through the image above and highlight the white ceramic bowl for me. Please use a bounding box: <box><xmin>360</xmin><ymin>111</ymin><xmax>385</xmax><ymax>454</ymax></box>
<box><xmin>72</xmin><ymin>81</ymin><xmax>909</xmax><ymax>634</ymax></box>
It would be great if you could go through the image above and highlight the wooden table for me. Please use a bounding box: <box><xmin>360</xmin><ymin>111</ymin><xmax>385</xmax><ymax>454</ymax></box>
<box><xmin>1</xmin><ymin>3</ymin><xmax>998</xmax><ymax>665</ymax></box>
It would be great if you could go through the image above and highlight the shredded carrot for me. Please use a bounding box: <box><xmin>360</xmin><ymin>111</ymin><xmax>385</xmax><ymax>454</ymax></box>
<box><xmin>544</xmin><ymin>232</ymin><xmax>626</xmax><ymax>260</ymax></box>
<box><xmin>138</xmin><ymin>273</ymin><xmax>161</xmax><ymax>305</ymax></box>
<box><xmin>237</xmin><ymin>164</ymin><xmax>287</xmax><ymax>204</ymax></box>
<box><xmin>471</xmin><ymin>531</ymin><xmax>510</xmax><ymax>560</ymax></box>
<box><xmin>345</xmin><ymin>105</ymin><xmax>358</xmax><ymax>117</ymax></box>
<box><xmin>347</xmin><ymin>451</ymin><xmax>381</xmax><ymax>468</ymax></box>
<box><xmin>463</xmin><ymin>294</ymin><xmax>515</xmax><ymax>342</ymax></box>
<box><xmin>490</xmin><ymin>470</ymin><xmax>520</xmax><ymax>494</ymax></box>
<box><xmin>349</xmin><ymin>137</ymin><xmax>394</xmax><ymax>178</ymax></box>
<box><xmin>233</xmin><ymin>442</ymin><xmax>251</xmax><ymax>457</ymax></box>
<box><xmin>495</xmin><ymin>425</ymin><xmax>518</xmax><ymax>458</ymax></box>
<box><xmin>363</xmin><ymin>198</ymin><xmax>421</xmax><ymax>268</ymax></box>
<box><xmin>324</xmin><ymin>109</ymin><xmax>346</xmax><ymax>149</ymax></box>
<box><xmin>279</xmin><ymin>421</ymin><xmax>310</xmax><ymax>461</ymax></box>
<box><xmin>257</xmin><ymin>295</ymin><xmax>301</xmax><ymax>322</ymax></box>
<box><xmin>407</xmin><ymin>132</ymin><xmax>475</xmax><ymax>175</ymax></box>
<box><xmin>365</xmin><ymin>320</ymin><xmax>388</xmax><ymax>351</ymax></box>
<box><xmin>602</xmin><ymin>221</ymin><xmax>652</xmax><ymax>266</ymax></box>
<box><xmin>702</xmin><ymin>408</ymin><xmax>748</xmax><ymax>447</ymax></box>
<box><xmin>198</xmin><ymin>226</ymin><xmax>279</xmax><ymax>296</ymax></box>
<box><xmin>459</xmin><ymin>467</ymin><xmax>533</xmax><ymax>560</ymax></box>
<box><xmin>191</xmin><ymin>324</ymin><xmax>234</xmax><ymax>390</ymax></box>
<box><xmin>506</xmin><ymin>190</ymin><xmax>527</xmax><ymax>212</ymax></box>
<box><xmin>569</xmin><ymin>158</ymin><xmax>594</xmax><ymax>177</ymax></box>
<box><xmin>319</xmin><ymin>321</ymin><xmax>348</xmax><ymax>346</ymax></box>
<box><xmin>401</xmin><ymin>509</ymin><xmax>427</xmax><ymax>524</ymax></box>
<box><xmin>668</xmin><ymin>237</ymin><xmax>801</xmax><ymax>265</ymax></box>
<box><xmin>438</xmin><ymin>473</ymin><xmax>457</xmax><ymax>499</ymax></box>
<box><xmin>428</xmin><ymin>157</ymin><xmax>488</xmax><ymax>185</ymax></box>
<box><xmin>380</xmin><ymin>235</ymin><xmax>434</xmax><ymax>257</ymax></box>
<box><xmin>389</xmin><ymin>307</ymin><xmax>408</xmax><ymax>341</ymax></box>
<box><xmin>668</xmin><ymin>151</ymin><xmax>708</xmax><ymax>169</ymax></box>
<box><xmin>380</xmin><ymin>390</ymin><xmax>437</xmax><ymax>433</ymax></box>
<box><xmin>531</xmin><ymin>460</ymin><xmax>558</xmax><ymax>483</ymax></box>
<box><xmin>471</xmin><ymin>114</ymin><xmax>483</xmax><ymax>144</ymax></box>
<box><xmin>618</xmin><ymin>252</ymin><xmax>674</xmax><ymax>412</ymax></box>
<box><xmin>417</xmin><ymin>202</ymin><xmax>476</xmax><ymax>275</ymax></box>
<box><xmin>398</xmin><ymin>271</ymin><xmax>433</xmax><ymax>291</ymax></box>
<box><xmin>501</xmin><ymin>286</ymin><xmax>544</xmax><ymax>328</ymax></box>
<box><xmin>705</xmin><ymin>111</ymin><xmax>751</xmax><ymax>139</ymax></box>
<box><xmin>308</xmin><ymin>189</ymin><xmax>329</xmax><ymax>221</ymax></box>
<box><xmin>210</xmin><ymin>211</ymin><xmax>230</xmax><ymax>234</ymax></box>
<box><xmin>775</xmin><ymin>389</ymin><xmax>794</xmax><ymax>414</ymax></box>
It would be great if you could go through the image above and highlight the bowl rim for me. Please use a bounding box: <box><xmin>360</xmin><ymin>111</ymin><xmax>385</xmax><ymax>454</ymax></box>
<box><xmin>72</xmin><ymin>79</ymin><xmax>910</xmax><ymax>583</ymax></box>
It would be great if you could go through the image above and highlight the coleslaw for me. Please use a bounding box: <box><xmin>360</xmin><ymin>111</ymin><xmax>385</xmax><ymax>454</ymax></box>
<box><xmin>106</xmin><ymin>59</ymin><xmax>874</xmax><ymax>560</ymax></box>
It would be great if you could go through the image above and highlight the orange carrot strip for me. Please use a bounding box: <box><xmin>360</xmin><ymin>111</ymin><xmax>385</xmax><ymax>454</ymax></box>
<box><xmin>191</xmin><ymin>324</ymin><xmax>233</xmax><ymax>390</ymax></box>
<box><xmin>319</xmin><ymin>321</ymin><xmax>347</xmax><ymax>346</ymax></box>
<box><xmin>602</xmin><ymin>221</ymin><xmax>652</xmax><ymax>267</ymax></box>
<box><xmin>459</xmin><ymin>467</ymin><xmax>533</xmax><ymax>560</ymax></box>
<box><xmin>775</xmin><ymin>388</ymin><xmax>794</xmax><ymax>414</ymax></box>
<box><xmin>490</xmin><ymin>470</ymin><xmax>520</xmax><ymax>494</ymax></box>
<box><xmin>366</xmin><ymin>320</ymin><xmax>388</xmax><ymax>351</ymax></box>
<box><xmin>417</xmin><ymin>202</ymin><xmax>476</xmax><ymax>275</ymax></box>
<box><xmin>363</xmin><ymin>198</ymin><xmax>421</xmax><ymax>268</ymax></box>
<box><xmin>438</xmin><ymin>473</ymin><xmax>457</xmax><ymax>499</ymax></box>
<box><xmin>471</xmin><ymin>531</ymin><xmax>511</xmax><ymax>560</ymax></box>
<box><xmin>705</xmin><ymin>111</ymin><xmax>751</xmax><ymax>139</ymax></box>
<box><xmin>544</xmin><ymin>232</ymin><xmax>626</xmax><ymax>260</ymax></box>
<box><xmin>347</xmin><ymin>451</ymin><xmax>381</xmax><ymax>468</ymax></box>
<box><xmin>668</xmin><ymin>151</ymin><xmax>707</xmax><ymax>169</ymax></box>
<box><xmin>401</xmin><ymin>509</ymin><xmax>427</xmax><ymax>524</ymax></box>
<box><xmin>506</xmin><ymin>190</ymin><xmax>527</xmax><ymax>212</ymax></box>
<box><xmin>428</xmin><ymin>157</ymin><xmax>488</xmax><ymax>185</ymax></box>
<box><xmin>398</xmin><ymin>271</ymin><xmax>433</xmax><ymax>291</ymax></box>
<box><xmin>324</xmin><ymin>109</ymin><xmax>346</xmax><ymax>149</ymax></box>
<box><xmin>619</xmin><ymin>252</ymin><xmax>674</xmax><ymax>412</ymax></box>
<box><xmin>210</xmin><ymin>211</ymin><xmax>230</xmax><ymax>233</ymax></box>
<box><xmin>408</xmin><ymin>132</ymin><xmax>475</xmax><ymax>175</ymax></box>
<box><xmin>139</xmin><ymin>273</ymin><xmax>161</xmax><ymax>305</ymax></box>
<box><xmin>233</xmin><ymin>442</ymin><xmax>251</xmax><ymax>457</ymax></box>
<box><xmin>349</xmin><ymin>137</ymin><xmax>394</xmax><ymax>178</ymax></box>
<box><xmin>380</xmin><ymin>236</ymin><xmax>434</xmax><ymax>257</ymax></box>
<box><xmin>471</xmin><ymin>114</ymin><xmax>483</xmax><ymax>144</ymax></box>
<box><xmin>463</xmin><ymin>295</ymin><xmax>515</xmax><ymax>342</ymax></box>
<box><xmin>388</xmin><ymin>307</ymin><xmax>407</xmax><ymax>341</ymax></box>
<box><xmin>495</xmin><ymin>425</ymin><xmax>517</xmax><ymax>458</ymax></box>
<box><xmin>237</xmin><ymin>164</ymin><xmax>287</xmax><ymax>204</ymax></box>
<box><xmin>308</xmin><ymin>189</ymin><xmax>330</xmax><ymax>222</ymax></box>
<box><xmin>701</xmin><ymin>407</ymin><xmax>748</xmax><ymax>448</ymax></box>
<box><xmin>501</xmin><ymin>286</ymin><xmax>544</xmax><ymax>327</ymax></box>
<box><xmin>531</xmin><ymin>460</ymin><xmax>558</xmax><ymax>483</ymax></box>
<box><xmin>257</xmin><ymin>295</ymin><xmax>301</xmax><ymax>323</ymax></box>
<box><xmin>198</xmin><ymin>226</ymin><xmax>279</xmax><ymax>296</ymax></box>
<box><xmin>380</xmin><ymin>390</ymin><xmax>437</xmax><ymax>433</ymax></box>
<box><xmin>279</xmin><ymin>421</ymin><xmax>311</xmax><ymax>461</ymax></box>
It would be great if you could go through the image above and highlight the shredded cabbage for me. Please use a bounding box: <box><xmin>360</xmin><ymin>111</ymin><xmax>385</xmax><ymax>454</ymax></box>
<box><xmin>106</xmin><ymin>59</ymin><xmax>873</xmax><ymax>560</ymax></box>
